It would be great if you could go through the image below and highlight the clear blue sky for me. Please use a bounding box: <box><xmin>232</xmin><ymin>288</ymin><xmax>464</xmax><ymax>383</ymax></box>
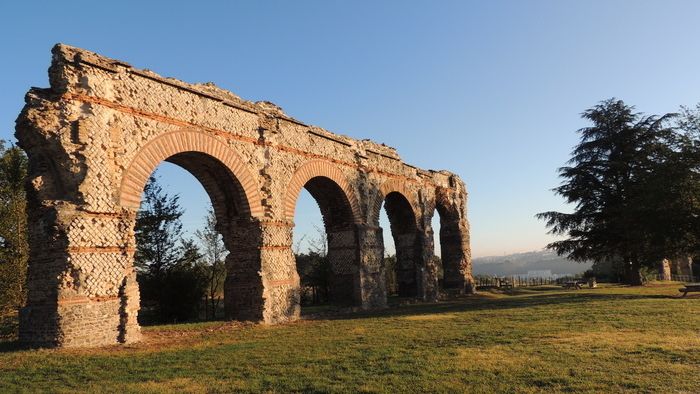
<box><xmin>1</xmin><ymin>1</ymin><xmax>699</xmax><ymax>257</ymax></box>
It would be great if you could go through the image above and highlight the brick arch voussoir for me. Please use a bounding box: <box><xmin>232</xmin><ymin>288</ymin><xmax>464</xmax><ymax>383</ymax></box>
<box><xmin>118</xmin><ymin>130</ymin><xmax>263</xmax><ymax>217</ymax></box>
<box><xmin>284</xmin><ymin>160</ymin><xmax>362</xmax><ymax>223</ymax></box>
<box><xmin>370</xmin><ymin>178</ymin><xmax>420</xmax><ymax>227</ymax></box>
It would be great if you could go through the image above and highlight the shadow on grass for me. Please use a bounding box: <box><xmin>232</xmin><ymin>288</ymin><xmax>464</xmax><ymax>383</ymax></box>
<box><xmin>0</xmin><ymin>340</ymin><xmax>22</xmax><ymax>353</ymax></box>
<box><xmin>0</xmin><ymin>287</ymin><xmax>683</xmax><ymax>353</ymax></box>
<box><xmin>321</xmin><ymin>288</ymin><xmax>679</xmax><ymax>322</ymax></box>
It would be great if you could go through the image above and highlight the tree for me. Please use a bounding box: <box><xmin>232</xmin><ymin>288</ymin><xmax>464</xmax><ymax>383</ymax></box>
<box><xmin>157</xmin><ymin>238</ymin><xmax>207</xmax><ymax>322</ymax></box>
<box><xmin>672</xmin><ymin>104</ymin><xmax>700</xmax><ymax>260</ymax></box>
<box><xmin>633</xmin><ymin>116</ymin><xmax>700</xmax><ymax>265</ymax></box>
<box><xmin>134</xmin><ymin>175</ymin><xmax>185</xmax><ymax>277</ymax></box>
<box><xmin>195</xmin><ymin>208</ymin><xmax>227</xmax><ymax>319</ymax></box>
<box><xmin>0</xmin><ymin>142</ymin><xmax>28</xmax><ymax>314</ymax></box>
<box><xmin>295</xmin><ymin>251</ymin><xmax>330</xmax><ymax>304</ymax></box>
<box><xmin>537</xmin><ymin>99</ymin><xmax>678</xmax><ymax>285</ymax></box>
<box><xmin>294</xmin><ymin>225</ymin><xmax>330</xmax><ymax>304</ymax></box>
<box><xmin>134</xmin><ymin>174</ymin><xmax>207</xmax><ymax>323</ymax></box>
<box><xmin>384</xmin><ymin>254</ymin><xmax>397</xmax><ymax>295</ymax></box>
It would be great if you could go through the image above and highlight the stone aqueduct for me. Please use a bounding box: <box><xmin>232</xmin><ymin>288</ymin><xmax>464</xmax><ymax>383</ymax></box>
<box><xmin>15</xmin><ymin>45</ymin><xmax>474</xmax><ymax>348</ymax></box>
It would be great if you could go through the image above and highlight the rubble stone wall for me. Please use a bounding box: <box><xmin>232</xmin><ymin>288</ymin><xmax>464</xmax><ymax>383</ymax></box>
<box><xmin>16</xmin><ymin>44</ymin><xmax>474</xmax><ymax>348</ymax></box>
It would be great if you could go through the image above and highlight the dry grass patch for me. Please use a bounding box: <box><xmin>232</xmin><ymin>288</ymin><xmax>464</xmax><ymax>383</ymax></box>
<box><xmin>126</xmin><ymin>377</ymin><xmax>212</xmax><ymax>394</ymax></box>
<box><xmin>402</xmin><ymin>313</ymin><xmax>460</xmax><ymax>321</ymax></box>
<box><xmin>455</xmin><ymin>345</ymin><xmax>541</xmax><ymax>371</ymax></box>
<box><xmin>547</xmin><ymin>329</ymin><xmax>700</xmax><ymax>351</ymax></box>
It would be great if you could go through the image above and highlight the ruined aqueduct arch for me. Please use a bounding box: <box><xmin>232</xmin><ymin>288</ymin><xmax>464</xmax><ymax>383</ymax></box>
<box><xmin>15</xmin><ymin>45</ymin><xmax>474</xmax><ymax>348</ymax></box>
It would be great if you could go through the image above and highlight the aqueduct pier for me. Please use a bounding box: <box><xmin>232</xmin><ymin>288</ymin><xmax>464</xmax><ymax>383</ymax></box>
<box><xmin>16</xmin><ymin>45</ymin><xmax>474</xmax><ymax>347</ymax></box>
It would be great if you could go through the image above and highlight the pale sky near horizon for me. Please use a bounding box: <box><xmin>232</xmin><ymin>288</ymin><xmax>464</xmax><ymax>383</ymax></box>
<box><xmin>1</xmin><ymin>1</ymin><xmax>700</xmax><ymax>258</ymax></box>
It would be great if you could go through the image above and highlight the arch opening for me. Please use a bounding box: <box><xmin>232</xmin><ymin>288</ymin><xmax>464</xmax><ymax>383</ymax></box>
<box><xmin>118</xmin><ymin>130</ymin><xmax>263</xmax><ymax>218</ymax></box>
<box><xmin>292</xmin><ymin>175</ymin><xmax>360</xmax><ymax>307</ymax></box>
<box><xmin>164</xmin><ymin>152</ymin><xmax>250</xmax><ymax>249</ymax></box>
<box><xmin>129</xmin><ymin>150</ymin><xmax>258</xmax><ymax>324</ymax></box>
<box><xmin>381</xmin><ymin>191</ymin><xmax>420</xmax><ymax>298</ymax></box>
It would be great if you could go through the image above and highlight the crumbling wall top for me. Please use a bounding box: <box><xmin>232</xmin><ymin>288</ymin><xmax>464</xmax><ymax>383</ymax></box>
<box><xmin>37</xmin><ymin>44</ymin><xmax>465</xmax><ymax>190</ymax></box>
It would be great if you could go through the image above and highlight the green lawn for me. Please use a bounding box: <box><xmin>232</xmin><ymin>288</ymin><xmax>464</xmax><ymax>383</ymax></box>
<box><xmin>0</xmin><ymin>284</ymin><xmax>698</xmax><ymax>393</ymax></box>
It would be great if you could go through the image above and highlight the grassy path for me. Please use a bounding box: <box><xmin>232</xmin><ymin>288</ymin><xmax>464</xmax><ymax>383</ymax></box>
<box><xmin>0</xmin><ymin>284</ymin><xmax>698</xmax><ymax>393</ymax></box>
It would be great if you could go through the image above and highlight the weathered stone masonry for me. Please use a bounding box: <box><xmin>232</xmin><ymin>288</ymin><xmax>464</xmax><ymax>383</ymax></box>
<box><xmin>16</xmin><ymin>45</ymin><xmax>475</xmax><ymax>348</ymax></box>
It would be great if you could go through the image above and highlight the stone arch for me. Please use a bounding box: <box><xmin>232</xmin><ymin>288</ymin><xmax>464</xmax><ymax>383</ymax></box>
<box><xmin>372</xmin><ymin>179</ymin><xmax>423</xmax><ymax>297</ymax></box>
<box><xmin>369</xmin><ymin>178</ymin><xmax>419</xmax><ymax>227</ymax></box>
<box><xmin>119</xmin><ymin>129</ymin><xmax>264</xmax><ymax>218</ymax></box>
<box><xmin>283</xmin><ymin>160</ymin><xmax>362</xmax><ymax>223</ymax></box>
<box><xmin>285</xmin><ymin>160</ymin><xmax>364</xmax><ymax>305</ymax></box>
<box><xmin>434</xmin><ymin>186</ymin><xmax>469</xmax><ymax>290</ymax></box>
<box><xmin>118</xmin><ymin>129</ymin><xmax>269</xmax><ymax>322</ymax></box>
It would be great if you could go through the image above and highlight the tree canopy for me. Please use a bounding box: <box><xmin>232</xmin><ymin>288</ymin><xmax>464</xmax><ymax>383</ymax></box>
<box><xmin>0</xmin><ymin>142</ymin><xmax>28</xmax><ymax>314</ymax></box>
<box><xmin>134</xmin><ymin>174</ymin><xmax>207</xmax><ymax>323</ymax></box>
<box><xmin>195</xmin><ymin>208</ymin><xmax>227</xmax><ymax>319</ymax></box>
<box><xmin>538</xmin><ymin>99</ymin><xmax>699</xmax><ymax>284</ymax></box>
<box><xmin>134</xmin><ymin>175</ymin><xmax>186</xmax><ymax>276</ymax></box>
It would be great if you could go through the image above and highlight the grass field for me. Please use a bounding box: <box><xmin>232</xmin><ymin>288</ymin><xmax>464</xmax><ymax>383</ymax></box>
<box><xmin>0</xmin><ymin>283</ymin><xmax>698</xmax><ymax>393</ymax></box>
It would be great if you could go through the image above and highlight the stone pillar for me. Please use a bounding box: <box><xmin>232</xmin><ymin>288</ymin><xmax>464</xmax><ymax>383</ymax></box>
<box><xmin>658</xmin><ymin>258</ymin><xmax>672</xmax><ymax>281</ymax></box>
<box><xmin>394</xmin><ymin>231</ymin><xmax>419</xmax><ymax>297</ymax></box>
<box><xmin>225</xmin><ymin>219</ymin><xmax>300</xmax><ymax>324</ymax></box>
<box><xmin>440</xmin><ymin>219</ymin><xmax>471</xmax><ymax>291</ymax></box>
<box><xmin>327</xmin><ymin>227</ymin><xmax>361</xmax><ymax>306</ymax></box>
<box><xmin>671</xmin><ymin>256</ymin><xmax>694</xmax><ymax>278</ymax></box>
<box><xmin>686</xmin><ymin>257</ymin><xmax>694</xmax><ymax>279</ymax></box>
<box><xmin>325</xmin><ymin>224</ymin><xmax>387</xmax><ymax>309</ymax></box>
<box><xmin>416</xmin><ymin>224</ymin><xmax>440</xmax><ymax>302</ymax></box>
<box><xmin>20</xmin><ymin>204</ymin><xmax>141</xmax><ymax>347</ymax></box>
<box><xmin>439</xmin><ymin>217</ymin><xmax>476</xmax><ymax>294</ymax></box>
<box><xmin>356</xmin><ymin>225</ymin><xmax>387</xmax><ymax>309</ymax></box>
<box><xmin>436</xmin><ymin>182</ymin><xmax>476</xmax><ymax>295</ymax></box>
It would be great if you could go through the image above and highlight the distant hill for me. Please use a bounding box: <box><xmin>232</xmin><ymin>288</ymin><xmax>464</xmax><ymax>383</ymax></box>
<box><xmin>472</xmin><ymin>250</ymin><xmax>591</xmax><ymax>276</ymax></box>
